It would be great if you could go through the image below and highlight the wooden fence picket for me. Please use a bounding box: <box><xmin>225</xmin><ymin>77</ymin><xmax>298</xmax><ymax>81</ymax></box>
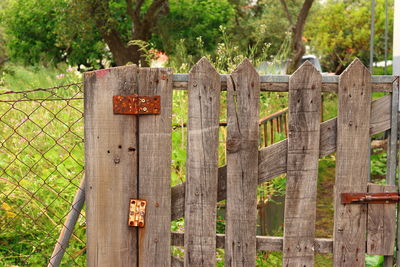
<box><xmin>283</xmin><ymin>61</ymin><xmax>322</xmax><ymax>266</ymax></box>
<box><xmin>367</xmin><ymin>184</ymin><xmax>397</xmax><ymax>255</ymax></box>
<box><xmin>184</xmin><ymin>58</ymin><xmax>221</xmax><ymax>266</ymax></box>
<box><xmin>85</xmin><ymin>66</ymin><xmax>138</xmax><ymax>267</ymax></box>
<box><xmin>137</xmin><ymin>68</ymin><xmax>173</xmax><ymax>267</ymax></box>
<box><xmin>333</xmin><ymin>59</ymin><xmax>371</xmax><ymax>266</ymax></box>
<box><xmin>225</xmin><ymin>59</ymin><xmax>260</xmax><ymax>267</ymax></box>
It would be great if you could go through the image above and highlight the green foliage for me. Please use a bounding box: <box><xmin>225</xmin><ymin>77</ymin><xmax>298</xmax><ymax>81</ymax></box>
<box><xmin>366</xmin><ymin>254</ymin><xmax>384</xmax><ymax>267</ymax></box>
<box><xmin>1</xmin><ymin>0</ymin><xmax>106</xmax><ymax>67</ymax></box>
<box><xmin>154</xmin><ymin>0</ymin><xmax>235</xmax><ymax>58</ymax></box>
<box><xmin>166</xmin><ymin>26</ymin><xmax>275</xmax><ymax>74</ymax></box>
<box><xmin>370</xmin><ymin>152</ymin><xmax>387</xmax><ymax>177</ymax></box>
<box><xmin>373</xmin><ymin>65</ymin><xmax>393</xmax><ymax>75</ymax></box>
<box><xmin>1</xmin><ymin>0</ymin><xmax>64</xmax><ymax>64</ymax></box>
<box><xmin>305</xmin><ymin>0</ymin><xmax>394</xmax><ymax>73</ymax></box>
<box><xmin>228</xmin><ymin>0</ymin><xmax>291</xmax><ymax>58</ymax></box>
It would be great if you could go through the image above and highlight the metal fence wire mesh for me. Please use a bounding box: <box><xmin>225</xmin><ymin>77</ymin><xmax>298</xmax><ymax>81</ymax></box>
<box><xmin>0</xmin><ymin>83</ymin><xmax>86</xmax><ymax>266</ymax></box>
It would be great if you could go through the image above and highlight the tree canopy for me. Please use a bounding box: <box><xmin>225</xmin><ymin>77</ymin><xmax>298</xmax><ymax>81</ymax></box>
<box><xmin>305</xmin><ymin>0</ymin><xmax>394</xmax><ymax>73</ymax></box>
<box><xmin>0</xmin><ymin>0</ymin><xmax>394</xmax><ymax>73</ymax></box>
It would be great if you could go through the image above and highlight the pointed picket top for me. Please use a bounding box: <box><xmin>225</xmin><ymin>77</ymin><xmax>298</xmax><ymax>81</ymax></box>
<box><xmin>340</xmin><ymin>58</ymin><xmax>370</xmax><ymax>81</ymax></box>
<box><xmin>291</xmin><ymin>59</ymin><xmax>318</xmax><ymax>75</ymax></box>
<box><xmin>185</xmin><ymin>56</ymin><xmax>220</xmax><ymax>266</ymax></box>
<box><xmin>189</xmin><ymin>57</ymin><xmax>218</xmax><ymax>74</ymax></box>
<box><xmin>225</xmin><ymin>56</ymin><xmax>259</xmax><ymax>267</ymax></box>
<box><xmin>289</xmin><ymin>60</ymin><xmax>321</xmax><ymax>89</ymax></box>
<box><xmin>232</xmin><ymin>58</ymin><xmax>258</xmax><ymax>76</ymax></box>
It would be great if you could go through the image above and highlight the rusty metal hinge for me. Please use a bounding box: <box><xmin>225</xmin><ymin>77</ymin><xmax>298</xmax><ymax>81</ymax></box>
<box><xmin>113</xmin><ymin>95</ymin><xmax>160</xmax><ymax>115</ymax></box>
<box><xmin>128</xmin><ymin>199</ymin><xmax>146</xmax><ymax>227</ymax></box>
<box><xmin>341</xmin><ymin>192</ymin><xmax>400</xmax><ymax>204</ymax></box>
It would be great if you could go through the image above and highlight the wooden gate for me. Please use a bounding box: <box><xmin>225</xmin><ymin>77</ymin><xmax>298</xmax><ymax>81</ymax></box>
<box><xmin>84</xmin><ymin>58</ymin><xmax>399</xmax><ymax>266</ymax></box>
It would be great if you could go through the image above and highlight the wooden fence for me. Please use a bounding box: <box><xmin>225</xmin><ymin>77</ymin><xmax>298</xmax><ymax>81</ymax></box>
<box><xmin>84</xmin><ymin>58</ymin><xmax>399</xmax><ymax>266</ymax></box>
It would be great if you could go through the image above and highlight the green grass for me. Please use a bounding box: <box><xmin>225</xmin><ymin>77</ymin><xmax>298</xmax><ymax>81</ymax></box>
<box><xmin>0</xmin><ymin>63</ymin><xmax>82</xmax><ymax>92</ymax></box>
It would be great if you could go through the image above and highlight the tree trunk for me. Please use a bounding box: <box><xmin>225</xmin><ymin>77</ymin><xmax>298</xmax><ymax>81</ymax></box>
<box><xmin>99</xmin><ymin>28</ymin><xmax>149</xmax><ymax>66</ymax></box>
<box><xmin>86</xmin><ymin>0</ymin><xmax>168</xmax><ymax>66</ymax></box>
<box><xmin>286</xmin><ymin>0</ymin><xmax>314</xmax><ymax>74</ymax></box>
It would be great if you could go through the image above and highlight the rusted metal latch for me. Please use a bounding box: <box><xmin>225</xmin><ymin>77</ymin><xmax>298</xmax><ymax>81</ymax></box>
<box><xmin>341</xmin><ymin>192</ymin><xmax>400</xmax><ymax>204</ymax></box>
<box><xmin>113</xmin><ymin>95</ymin><xmax>160</xmax><ymax>115</ymax></box>
<box><xmin>128</xmin><ymin>199</ymin><xmax>146</xmax><ymax>227</ymax></box>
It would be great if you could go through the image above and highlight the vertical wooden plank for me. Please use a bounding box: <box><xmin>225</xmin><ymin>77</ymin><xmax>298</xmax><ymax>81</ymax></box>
<box><xmin>137</xmin><ymin>67</ymin><xmax>173</xmax><ymax>267</ymax></box>
<box><xmin>384</xmin><ymin>79</ymin><xmax>398</xmax><ymax>266</ymax></box>
<box><xmin>225</xmin><ymin>59</ymin><xmax>260</xmax><ymax>267</ymax></box>
<box><xmin>270</xmin><ymin>120</ymin><xmax>274</xmax><ymax>144</ymax></box>
<box><xmin>277</xmin><ymin>116</ymin><xmax>281</xmax><ymax>132</ymax></box>
<box><xmin>367</xmin><ymin>184</ymin><xmax>397</xmax><ymax>255</ymax></box>
<box><xmin>284</xmin><ymin>113</ymin><xmax>288</xmax><ymax>137</ymax></box>
<box><xmin>264</xmin><ymin>124</ymin><xmax>268</xmax><ymax>147</ymax></box>
<box><xmin>283</xmin><ymin>61</ymin><xmax>322</xmax><ymax>266</ymax></box>
<box><xmin>386</xmin><ymin>79</ymin><xmax>399</xmax><ymax>185</ymax></box>
<box><xmin>333</xmin><ymin>59</ymin><xmax>371</xmax><ymax>266</ymax></box>
<box><xmin>184</xmin><ymin>58</ymin><xmax>221</xmax><ymax>266</ymax></box>
<box><xmin>84</xmin><ymin>66</ymin><xmax>138</xmax><ymax>267</ymax></box>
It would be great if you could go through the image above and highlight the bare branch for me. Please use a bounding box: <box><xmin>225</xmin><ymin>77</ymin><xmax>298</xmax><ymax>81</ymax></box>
<box><xmin>293</xmin><ymin>0</ymin><xmax>314</xmax><ymax>36</ymax></box>
<box><xmin>287</xmin><ymin>0</ymin><xmax>314</xmax><ymax>73</ymax></box>
<box><xmin>134</xmin><ymin>0</ymin><xmax>146</xmax><ymax>17</ymax></box>
<box><xmin>126</xmin><ymin>0</ymin><xmax>135</xmax><ymax>20</ymax></box>
<box><xmin>279</xmin><ymin>0</ymin><xmax>293</xmax><ymax>25</ymax></box>
<box><xmin>144</xmin><ymin>0</ymin><xmax>169</xmax><ymax>27</ymax></box>
<box><xmin>126</xmin><ymin>0</ymin><xmax>145</xmax><ymax>26</ymax></box>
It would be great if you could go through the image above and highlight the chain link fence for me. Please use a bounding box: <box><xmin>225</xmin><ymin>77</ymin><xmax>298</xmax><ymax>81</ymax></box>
<box><xmin>0</xmin><ymin>83</ymin><xmax>86</xmax><ymax>266</ymax></box>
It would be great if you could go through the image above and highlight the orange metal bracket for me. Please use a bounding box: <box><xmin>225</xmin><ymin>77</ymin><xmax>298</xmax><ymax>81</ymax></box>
<box><xmin>128</xmin><ymin>199</ymin><xmax>146</xmax><ymax>227</ymax></box>
<box><xmin>113</xmin><ymin>95</ymin><xmax>160</xmax><ymax>115</ymax></box>
<box><xmin>341</xmin><ymin>192</ymin><xmax>400</xmax><ymax>204</ymax></box>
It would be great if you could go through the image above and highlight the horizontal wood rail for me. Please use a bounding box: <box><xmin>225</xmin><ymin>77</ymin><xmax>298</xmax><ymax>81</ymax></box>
<box><xmin>171</xmin><ymin>94</ymin><xmax>393</xmax><ymax>220</ymax></box>
<box><xmin>172</xmin><ymin>108</ymin><xmax>288</xmax><ymax>129</ymax></box>
<box><xmin>259</xmin><ymin>108</ymin><xmax>288</xmax><ymax>125</ymax></box>
<box><xmin>170</xmin><ymin>232</ymin><xmax>333</xmax><ymax>254</ymax></box>
<box><xmin>172</xmin><ymin>74</ymin><xmax>395</xmax><ymax>92</ymax></box>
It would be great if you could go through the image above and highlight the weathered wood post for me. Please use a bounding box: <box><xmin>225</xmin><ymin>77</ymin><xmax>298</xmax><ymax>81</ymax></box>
<box><xmin>333</xmin><ymin>59</ymin><xmax>371</xmax><ymax>266</ymax></box>
<box><xmin>85</xmin><ymin>66</ymin><xmax>139</xmax><ymax>266</ymax></box>
<box><xmin>84</xmin><ymin>66</ymin><xmax>172</xmax><ymax>267</ymax></box>
<box><xmin>283</xmin><ymin>61</ymin><xmax>322</xmax><ymax>265</ymax></box>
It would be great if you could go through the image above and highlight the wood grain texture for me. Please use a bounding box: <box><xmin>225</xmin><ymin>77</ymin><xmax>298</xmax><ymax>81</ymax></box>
<box><xmin>383</xmin><ymin>81</ymin><xmax>398</xmax><ymax>267</ymax></box>
<box><xmin>367</xmin><ymin>184</ymin><xmax>397</xmax><ymax>255</ymax></box>
<box><xmin>184</xmin><ymin>58</ymin><xmax>221</xmax><ymax>266</ymax></box>
<box><xmin>137</xmin><ymin>68</ymin><xmax>173</xmax><ymax>267</ymax></box>
<box><xmin>283</xmin><ymin>61</ymin><xmax>321</xmax><ymax>266</ymax></box>
<box><xmin>171</xmin><ymin>95</ymin><xmax>392</xmax><ymax>222</ymax></box>
<box><xmin>333</xmin><ymin>59</ymin><xmax>371</xmax><ymax>266</ymax></box>
<box><xmin>84</xmin><ymin>66</ymin><xmax>138</xmax><ymax>267</ymax></box>
<box><xmin>386</xmin><ymin>81</ymin><xmax>399</xmax><ymax>185</ymax></box>
<box><xmin>225</xmin><ymin>59</ymin><xmax>260</xmax><ymax>267</ymax></box>
<box><xmin>171</xmin><ymin>232</ymin><xmax>333</xmax><ymax>253</ymax></box>
<box><xmin>172</xmin><ymin>256</ymin><xmax>184</xmax><ymax>267</ymax></box>
<box><xmin>172</xmin><ymin>78</ymin><xmax>392</xmax><ymax>92</ymax></box>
